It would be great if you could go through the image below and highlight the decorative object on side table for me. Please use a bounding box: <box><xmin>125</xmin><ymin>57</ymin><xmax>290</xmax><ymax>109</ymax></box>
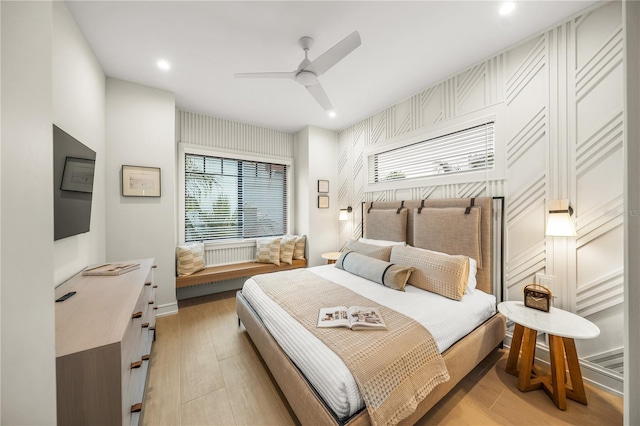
<box><xmin>122</xmin><ymin>165</ymin><xmax>161</xmax><ymax>197</ymax></box>
<box><xmin>523</xmin><ymin>283</ymin><xmax>552</xmax><ymax>312</ymax></box>
<box><xmin>498</xmin><ymin>301</ymin><xmax>600</xmax><ymax>410</ymax></box>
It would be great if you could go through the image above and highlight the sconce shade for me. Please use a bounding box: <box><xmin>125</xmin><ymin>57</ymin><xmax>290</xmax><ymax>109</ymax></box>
<box><xmin>546</xmin><ymin>199</ymin><xmax>577</xmax><ymax>237</ymax></box>
<box><xmin>339</xmin><ymin>206</ymin><xmax>353</xmax><ymax>221</ymax></box>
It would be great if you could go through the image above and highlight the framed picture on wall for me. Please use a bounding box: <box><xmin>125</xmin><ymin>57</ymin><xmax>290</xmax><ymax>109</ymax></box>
<box><xmin>318</xmin><ymin>179</ymin><xmax>329</xmax><ymax>193</ymax></box>
<box><xmin>318</xmin><ymin>195</ymin><xmax>329</xmax><ymax>209</ymax></box>
<box><xmin>60</xmin><ymin>157</ymin><xmax>96</xmax><ymax>193</ymax></box>
<box><xmin>122</xmin><ymin>165</ymin><xmax>161</xmax><ymax>197</ymax></box>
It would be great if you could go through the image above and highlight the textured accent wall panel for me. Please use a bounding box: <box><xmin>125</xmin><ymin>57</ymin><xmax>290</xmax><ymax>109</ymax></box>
<box><xmin>455</xmin><ymin>63</ymin><xmax>487</xmax><ymax>115</ymax></box>
<box><xmin>335</xmin><ymin>3</ymin><xmax>623</xmax><ymax>389</ymax></box>
<box><xmin>178</xmin><ymin>110</ymin><xmax>294</xmax><ymax>158</ymax></box>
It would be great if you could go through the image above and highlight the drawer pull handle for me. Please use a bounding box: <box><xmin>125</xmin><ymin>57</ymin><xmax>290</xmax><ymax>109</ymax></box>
<box><xmin>130</xmin><ymin>361</ymin><xmax>142</xmax><ymax>369</ymax></box>
<box><xmin>142</xmin><ymin>354</ymin><xmax>150</xmax><ymax>361</ymax></box>
<box><xmin>142</xmin><ymin>322</ymin><xmax>149</xmax><ymax>328</ymax></box>
<box><xmin>153</xmin><ymin>306</ymin><xmax>158</xmax><ymax>310</ymax></box>
<box><xmin>153</xmin><ymin>285</ymin><xmax>158</xmax><ymax>288</ymax></box>
<box><xmin>149</xmin><ymin>325</ymin><xmax>156</xmax><ymax>331</ymax></box>
<box><xmin>131</xmin><ymin>403</ymin><xmax>142</xmax><ymax>413</ymax></box>
<box><xmin>132</xmin><ymin>311</ymin><xmax>142</xmax><ymax>319</ymax></box>
<box><xmin>145</xmin><ymin>281</ymin><xmax>152</xmax><ymax>286</ymax></box>
<box><xmin>148</xmin><ymin>300</ymin><xmax>155</xmax><ymax>305</ymax></box>
<box><xmin>152</xmin><ymin>265</ymin><xmax>157</xmax><ymax>269</ymax></box>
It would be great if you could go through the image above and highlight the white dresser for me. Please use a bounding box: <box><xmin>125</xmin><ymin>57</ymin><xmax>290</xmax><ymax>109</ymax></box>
<box><xmin>55</xmin><ymin>258</ymin><xmax>157</xmax><ymax>425</ymax></box>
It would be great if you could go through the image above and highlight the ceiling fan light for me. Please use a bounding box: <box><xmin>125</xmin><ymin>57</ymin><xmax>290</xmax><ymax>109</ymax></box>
<box><xmin>295</xmin><ymin>70</ymin><xmax>318</xmax><ymax>86</ymax></box>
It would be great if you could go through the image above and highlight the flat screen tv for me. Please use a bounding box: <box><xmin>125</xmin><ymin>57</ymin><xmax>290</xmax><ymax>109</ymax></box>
<box><xmin>53</xmin><ymin>124</ymin><xmax>96</xmax><ymax>241</ymax></box>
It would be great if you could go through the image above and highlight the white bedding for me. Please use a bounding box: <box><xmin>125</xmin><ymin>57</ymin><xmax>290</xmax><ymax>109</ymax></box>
<box><xmin>241</xmin><ymin>264</ymin><xmax>496</xmax><ymax>420</ymax></box>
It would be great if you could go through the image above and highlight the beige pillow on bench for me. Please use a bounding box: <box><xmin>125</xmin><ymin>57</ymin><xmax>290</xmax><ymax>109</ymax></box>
<box><xmin>177</xmin><ymin>242</ymin><xmax>205</xmax><ymax>276</ymax></box>
<box><xmin>256</xmin><ymin>237</ymin><xmax>282</xmax><ymax>266</ymax></box>
<box><xmin>280</xmin><ymin>236</ymin><xmax>297</xmax><ymax>265</ymax></box>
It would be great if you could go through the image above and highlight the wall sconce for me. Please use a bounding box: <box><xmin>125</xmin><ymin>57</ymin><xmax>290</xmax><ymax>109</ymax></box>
<box><xmin>339</xmin><ymin>206</ymin><xmax>353</xmax><ymax>221</ymax></box>
<box><xmin>546</xmin><ymin>199</ymin><xmax>577</xmax><ymax>237</ymax></box>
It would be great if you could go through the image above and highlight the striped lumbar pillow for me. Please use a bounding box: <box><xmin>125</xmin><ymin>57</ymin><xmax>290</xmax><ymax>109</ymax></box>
<box><xmin>176</xmin><ymin>242</ymin><xmax>205</xmax><ymax>276</ymax></box>
<box><xmin>256</xmin><ymin>237</ymin><xmax>282</xmax><ymax>265</ymax></box>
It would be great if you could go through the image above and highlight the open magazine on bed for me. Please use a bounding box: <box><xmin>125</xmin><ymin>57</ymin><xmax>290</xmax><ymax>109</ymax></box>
<box><xmin>317</xmin><ymin>306</ymin><xmax>387</xmax><ymax>330</ymax></box>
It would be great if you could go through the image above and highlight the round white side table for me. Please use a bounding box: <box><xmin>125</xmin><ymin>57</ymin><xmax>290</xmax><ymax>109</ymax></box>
<box><xmin>321</xmin><ymin>251</ymin><xmax>342</xmax><ymax>264</ymax></box>
<box><xmin>498</xmin><ymin>301</ymin><xmax>600</xmax><ymax>410</ymax></box>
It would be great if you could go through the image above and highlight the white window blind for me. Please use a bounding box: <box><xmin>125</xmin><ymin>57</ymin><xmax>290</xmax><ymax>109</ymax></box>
<box><xmin>368</xmin><ymin>122</ymin><xmax>495</xmax><ymax>183</ymax></box>
<box><xmin>185</xmin><ymin>153</ymin><xmax>287</xmax><ymax>242</ymax></box>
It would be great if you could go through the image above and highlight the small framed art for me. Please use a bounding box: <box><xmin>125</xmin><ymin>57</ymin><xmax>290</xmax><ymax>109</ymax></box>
<box><xmin>318</xmin><ymin>179</ymin><xmax>329</xmax><ymax>193</ymax></box>
<box><xmin>122</xmin><ymin>165</ymin><xmax>161</xmax><ymax>197</ymax></box>
<box><xmin>318</xmin><ymin>195</ymin><xmax>329</xmax><ymax>209</ymax></box>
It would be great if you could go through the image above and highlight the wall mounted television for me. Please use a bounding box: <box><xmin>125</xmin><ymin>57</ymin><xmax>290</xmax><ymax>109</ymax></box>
<box><xmin>53</xmin><ymin>124</ymin><xmax>96</xmax><ymax>241</ymax></box>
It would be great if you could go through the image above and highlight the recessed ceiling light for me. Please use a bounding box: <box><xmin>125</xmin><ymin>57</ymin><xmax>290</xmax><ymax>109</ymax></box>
<box><xmin>157</xmin><ymin>60</ymin><xmax>171</xmax><ymax>71</ymax></box>
<box><xmin>499</xmin><ymin>2</ymin><xmax>515</xmax><ymax>15</ymax></box>
<box><xmin>328</xmin><ymin>110</ymin><xmax>336</xmax><ymax>118</ymax></box>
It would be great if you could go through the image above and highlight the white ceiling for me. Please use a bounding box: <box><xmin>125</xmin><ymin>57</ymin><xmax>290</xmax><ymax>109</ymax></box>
<box><xmin>67</xmin><ymin>1</ymin><xmax>596</xmax><ymax>134</ymax></box>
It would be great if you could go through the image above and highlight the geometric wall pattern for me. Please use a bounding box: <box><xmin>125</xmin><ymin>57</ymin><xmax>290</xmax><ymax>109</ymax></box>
<box><xmin>337</xmin><ymin>2</ymin><xmax>624</xmax><ymax>391</ymax></box>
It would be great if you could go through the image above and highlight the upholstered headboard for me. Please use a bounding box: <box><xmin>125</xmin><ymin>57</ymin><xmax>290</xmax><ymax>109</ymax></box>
<box><xmin>362</xmin><ymin>197</ymin><xmax>495</xmax><ymax>295</ymax></box>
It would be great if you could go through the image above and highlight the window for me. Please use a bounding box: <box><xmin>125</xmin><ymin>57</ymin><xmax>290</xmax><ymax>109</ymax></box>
<box><xmin>367</xmin><ymin>122</ymin><xmax>495</xmax><ymax>184</ymax></box>
<box><xmin>184</xmin><ymin>153</ymin><xmax>288</xmax><ymax>242</ymax></box>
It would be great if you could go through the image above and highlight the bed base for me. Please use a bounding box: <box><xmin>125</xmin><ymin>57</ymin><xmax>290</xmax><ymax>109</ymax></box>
<box><xmin>236</xmin><ymin>291</ymin><xmax>506</xmax><ymax>426</ymax></box>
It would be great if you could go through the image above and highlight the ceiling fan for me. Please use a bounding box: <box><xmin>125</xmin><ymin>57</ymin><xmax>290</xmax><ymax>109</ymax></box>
<box><xmin>235</xmin><ymin>31</ymin><xmax>362</xmax><ymax>113</ymax></box>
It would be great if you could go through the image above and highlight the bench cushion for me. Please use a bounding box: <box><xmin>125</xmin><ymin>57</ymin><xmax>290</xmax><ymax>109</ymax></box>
<box><xmin>175</xmin><ymin>259</ymin><xmax>307</xmax><ymax>289</ymax></box>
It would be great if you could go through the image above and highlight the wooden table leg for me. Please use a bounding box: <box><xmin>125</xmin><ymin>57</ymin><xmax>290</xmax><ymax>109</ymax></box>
<box><xmin>547</xmin><ymin>335</ymin><xmax>567</xmax><ymax>410</ymax></box>
<box><xmin>518</xmin><ymin>327</ymin><xmax>541</xmax><ymax>392</ymax></box>
<box><xmin>506</xmin><ymin>323</ymin><xmax>524</xmax><ymax>376</ymax></box>
<box><xmin>563</xmin><ymin>337</ymin><xmax>588</xmax><ymax>405</ymax></box>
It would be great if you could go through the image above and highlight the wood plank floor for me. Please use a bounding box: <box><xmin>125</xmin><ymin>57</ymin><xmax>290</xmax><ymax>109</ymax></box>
<box><xmin>143</xmin><ymin>291</ymin><xmax>623</xmax><ymax>425</ymax></box>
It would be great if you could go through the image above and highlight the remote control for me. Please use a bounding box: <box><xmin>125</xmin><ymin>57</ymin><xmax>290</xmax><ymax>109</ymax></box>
<box><xmin>56</xmin><ymin>291</ymin><xmax>76</xmax><ymax>302</ymax></box>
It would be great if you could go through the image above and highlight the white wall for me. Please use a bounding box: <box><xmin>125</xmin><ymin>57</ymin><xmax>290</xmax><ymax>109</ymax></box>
<box><xmin>624</xmin><ymin>1</ymin><xmax>640</xmax><ymax>423</ymax></box>
<box><xmin>295</xmin><ymin>126</ymin><xmax>338</xmax><ymax>266</ymax></box>
<box><xmin>0</xmin><ymin>1</ymin><xmax>57</xmax><ymax>423</ymax></box>
<box><xmin>52</xmin><ymin>1</ymin><xmax>106</xmax><ymax>285</ymax></box>
<box><xmin>106</xmin><ymin>78</ymin><xmax>177</xmax><ymax>315</ymax></box>
<box><xmin>338</xmin><ymin>2</ymin><xmax>624</xmax><ymax>393</ymax></box>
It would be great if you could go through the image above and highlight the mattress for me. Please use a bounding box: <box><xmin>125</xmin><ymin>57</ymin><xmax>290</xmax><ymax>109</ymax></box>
<box><xmin>241</xmin><ymin>264</ymin><xmax>497</xmax><ymax>420</ymax></box>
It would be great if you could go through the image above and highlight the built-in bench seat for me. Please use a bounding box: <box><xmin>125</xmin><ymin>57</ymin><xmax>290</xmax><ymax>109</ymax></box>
<box><xmin>175</xmin><ymin>259</ymin><xmax>307</xmax><ymax>288</ymax></box>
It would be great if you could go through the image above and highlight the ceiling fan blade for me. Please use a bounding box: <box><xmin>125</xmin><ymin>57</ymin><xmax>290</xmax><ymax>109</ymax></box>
<box><xmin>306</xmin><ymin>31</ymin><xmax>361</xmax><ymax>76</ymax></box>
<box><xmin>306</xmin><ymin>83</ymin><xmax>334</xmax><ymax>111</ymax></box>
<box><xmin>234</xmin><ymin>72</ymin><xmax>296</xmax><ymax>79</ymax></box>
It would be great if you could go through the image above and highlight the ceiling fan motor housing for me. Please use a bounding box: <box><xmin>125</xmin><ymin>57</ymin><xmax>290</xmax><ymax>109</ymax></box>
<box><xmin>295</xmin><ymin>70</ymin><xmax>318</xmax><ymax>86</ymax></box>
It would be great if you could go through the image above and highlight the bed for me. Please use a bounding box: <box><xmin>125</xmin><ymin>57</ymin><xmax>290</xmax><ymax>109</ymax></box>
<box><xmin>236</xmin><ymin>197</ymin><xmax>506</xmax><ymax>425</ymax></box>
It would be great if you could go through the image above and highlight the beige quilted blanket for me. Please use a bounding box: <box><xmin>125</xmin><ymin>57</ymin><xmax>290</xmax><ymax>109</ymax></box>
<box><xmin>252</xmin><ymin>269</ymin><xmax>450</xmax><ymax>426</ymax></box>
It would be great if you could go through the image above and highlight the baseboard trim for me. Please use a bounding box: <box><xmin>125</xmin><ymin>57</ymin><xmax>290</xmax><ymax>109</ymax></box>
<box><xmin>503</xmin><ymin>332</ymin><xmax>623</xmax><ymax>396</ymax></box>
<box><xmin>155</xmin><ymin>302</ymin><xmax>178</xmax><ymax>317</ymax></box>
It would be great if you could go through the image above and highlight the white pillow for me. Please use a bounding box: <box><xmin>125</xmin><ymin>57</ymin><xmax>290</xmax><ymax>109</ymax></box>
<box><xmin>466</xmin><ymin>257</ymin><xmax>477</xmax><ymax>294</ymax></box>
<box><xmin>358</xmin><ymin>238</ymin><xmax>406</xmax><ymax>247</ymax></box>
